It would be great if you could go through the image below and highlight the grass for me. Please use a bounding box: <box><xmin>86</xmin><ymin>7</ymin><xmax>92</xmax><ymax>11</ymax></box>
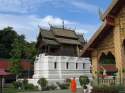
<box><xmin>18</xmin><ymin>89</ymin><xmax>83</xmax><ymax>93</ymax></box>
<box><xmin>3</xmin><ymin>87</ymin><xmax>38</xmax><ymax>93</ymax></box>
<box><xmin>3</xmin><ymin>87</ymin><xmax>18</xmax><ymax>93</ymax></box>
<box><xmin>3</xmin><ymin>84</ymin><xmax>83</xmax><ymax>93</ymax></box>
<box><xmin>3</xmin><ymin>84</ymin><xmax>36</xmax><ymax>93</ymax></box>
<box><xmin>3</xmin><ymin>88</ymin><xmax>83</xmax><ymax>93</ymax></box>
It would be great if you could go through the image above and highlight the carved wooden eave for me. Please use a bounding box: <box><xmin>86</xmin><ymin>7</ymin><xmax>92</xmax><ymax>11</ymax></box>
<box><xmin>102</xmin><ymin>0</ymin><xmax>124</xmax><ymax>21</ymax></box>
<box><xmin>81</xmin><ymin>0</ymin><xmax>124</xmax><ymax>57</ymax></box>
<box><xmin>105</xmin><ymin>15</ymin><xmax>115</xmax><ymax>26</ymax></box>
<box><xmin>81</xmin><ymin>21</ymin><xmax>114</xmax><ymax>57</ymax></box>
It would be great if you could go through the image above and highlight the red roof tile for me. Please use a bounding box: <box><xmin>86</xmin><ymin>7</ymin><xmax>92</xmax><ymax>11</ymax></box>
<box><xmin>0</xmin><ymin>59</ymin><xmax>33</xmax><ymax>71</ymax></box>
<box><xmin>0</xmin><ymin>69</ymin><xmax>10</xmax><ymax>76</ymax></box>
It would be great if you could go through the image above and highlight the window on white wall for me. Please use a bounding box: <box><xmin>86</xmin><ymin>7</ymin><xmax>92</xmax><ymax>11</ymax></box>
<box><xmin>54</xmin><ymin>62</ymin><xmax>57</xmax><ymax>69</ymax></box>
<box><xmin>66</xmin><ymin>62</ymin><xmax>69</xmax><ymax>69</ymax></box>
<box><xmin>83</xmin><ymin>63</ymin><xmax>85</xmax><ymax>69</ymax></box>
<box><xmin>76</xmin><ymin>63</ymin><xmax>78</xmax><ymax>69</ymax></box>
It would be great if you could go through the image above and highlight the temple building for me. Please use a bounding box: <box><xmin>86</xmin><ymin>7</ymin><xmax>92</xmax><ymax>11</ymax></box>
<box><xmin>29</xmin><ymin>26</ymin><xmax>92</xmax><ymax>86</ymax></box>
<box><xmin>81</xmin><ymin>0</ymin><xmax>125</xmax><ymax>80</ymax></box>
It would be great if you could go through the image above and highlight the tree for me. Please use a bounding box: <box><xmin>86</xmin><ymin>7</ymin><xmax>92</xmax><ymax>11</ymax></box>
<box><xmin>0</xmin><ymin>26</ymin><xmax>36</xmax><ymax>79</ymax></box>
<box><xmin>22</xmin><ymin>42</ymin><xmax>36</xmax><ymax>62</ymax></box>
<box><xmin>37</xmin><ymin>78</ymin><xmax>48</xmax><ymax>90</ymax></box>
<box><xmin>9</xmin><ymin>36</ymin><xmax>24</xmax><ymax>80</ymax></box>
<box><xmin>0</xmin><ymin>26</ymin><xmax>36</xmax><ymax>61</ymax></box>
<box><xmin>10</xmin><ymin>39</ymin><xmax>22</xmax><ymax>58</ymax></box>
<box><xmin>79</xmin><ymin>76</ymin><xmax>89</xmax><ymax>87</ymax></box>
<box><xmin>9</xmin><ymin>57</ymin><xmax>22</xmax><ymax>80</ymax></box>
<box><xmin>0</xmin><ymin>27</ymin><xmax>18</xmax><ymax>58</ymax></box>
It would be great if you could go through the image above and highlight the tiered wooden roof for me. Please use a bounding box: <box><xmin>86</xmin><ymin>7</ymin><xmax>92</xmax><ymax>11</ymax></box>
<box><xmin>37</xmin><ymin>27</ymin><xmax>85</xmax><ymax>47</ymax></box>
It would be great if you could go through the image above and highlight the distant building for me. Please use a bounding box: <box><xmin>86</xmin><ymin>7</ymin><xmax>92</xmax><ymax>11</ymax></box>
<box><xmin>30</xmin><ymin>26</ymin><xmax>92</xmax><ymax>86</ymax></box>
<box><xmin>81</xmin><ymin>0</ymin><xmax>125</xmax><ymax>79</ymax></box>
<box><xmin>0</xmin><ymin>59</ymin><xmax>33</xmax><ymax>82</ymax></box>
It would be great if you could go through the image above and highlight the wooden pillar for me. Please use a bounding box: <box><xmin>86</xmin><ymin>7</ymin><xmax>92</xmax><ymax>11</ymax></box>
<box><xmin>60</xmin><ymin>46</ymin><xmax>63</xmax><ymax>56</ymax></box>
<box><xmin>45</xmin><ymin>46</ymin><xmax>47</xmax><ymax>54</ymax></box>
<box><xmin>47</xmin><ymin>46</ymin><xmax>49</xmax><ymax>54</ymax></box>
<box><xmin>0</xmin><ymin>76</ymin><xmax>3</xmax><ymax>93</ymax></box>
<box><xmin>113</xmin><ymin>26</ymin><xmax>123</xmax><ymax>81</ymax></box>
<box><xmin>91</xmin><ymin>50</ymin><xmax>98</xmax><ymax>79</ymax></box>
<box><xmin>92</xmin><ymin>56</ymin><xmax>98</xmax><ymax>79</ymax></box>
<box><xmin>76</xmin><ymin>45</ymin><xmax>80</xmax><ymax>57</ymax></box>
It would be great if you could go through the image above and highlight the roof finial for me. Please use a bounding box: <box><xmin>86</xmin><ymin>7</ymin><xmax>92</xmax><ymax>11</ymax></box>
<box><xmin>38</xmin><ymin>24</ymin><xmax>42</xmax><ymax>30</ymax></box>
<box><xmin>98</xmin><ymin>8</ymin><xmax>103</xmax><ymax>21</ymax></box>
<box><xmin>48</xmin><ymin>22</ymin><xmax>53</xmax><ymax>30</ymax></box>
<box><xmin>62</xmin><ymin>20</ymin><xmax>64</xmax><ymax>29</ymax></box>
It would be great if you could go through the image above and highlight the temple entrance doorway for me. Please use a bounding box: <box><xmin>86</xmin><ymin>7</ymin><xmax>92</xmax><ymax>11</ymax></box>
<box><xmin>98</xmin><ymin>52</ymin><xmax>117</xmax><ymax>78</ymax></box>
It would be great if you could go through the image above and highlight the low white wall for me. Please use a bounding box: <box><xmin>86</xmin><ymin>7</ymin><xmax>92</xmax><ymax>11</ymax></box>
<box><xmin>28</xmin><ymin>78</ymin><xmax>81</xmax><ymax>88</ymax></box>
<box><xmin>32</xmin><ymin>54</ymin><xmax>92</xmax><ymax>88</ymax></box>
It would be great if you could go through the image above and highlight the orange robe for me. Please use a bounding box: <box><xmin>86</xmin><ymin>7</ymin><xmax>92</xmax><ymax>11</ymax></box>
<box><xmin>70</xmin><ymin>79</ymin><xmax>77</xmax><ymax>93</ymax></box>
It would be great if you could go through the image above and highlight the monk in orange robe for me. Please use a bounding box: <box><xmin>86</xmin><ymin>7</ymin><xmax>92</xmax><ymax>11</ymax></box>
<box><xmin>70</xmin><ymin>77</ymin><xmax>77</xmax><ymax>93</ymax></box>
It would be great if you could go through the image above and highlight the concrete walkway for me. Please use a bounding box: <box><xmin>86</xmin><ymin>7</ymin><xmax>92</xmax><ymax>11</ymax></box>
<box><xmin>19</xmin><ymin>89</ymin><xmax>83</xmax><ymax>93</ymax></box>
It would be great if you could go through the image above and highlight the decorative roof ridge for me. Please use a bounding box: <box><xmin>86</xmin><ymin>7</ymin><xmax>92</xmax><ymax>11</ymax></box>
<box><xmin>50</xmin><ymin>26</ymin><xmax>75</xmax><ymax>32</ymax></box>
<box><xmin>40</xmin><ymin>28</ymin><xmax>50</xmax><ymax>32</ymax></box>
<box><xmin>80</xmin><ymin>21</ymin><xmax>108</xmax><ymax>56</ymax></box>
<box><xmin>102</xmin><ymin>0</ymin><xmax>121</xmax><ymax>20</ymax></box>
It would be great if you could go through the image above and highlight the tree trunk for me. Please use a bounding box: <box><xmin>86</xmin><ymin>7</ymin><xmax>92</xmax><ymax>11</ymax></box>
<box><xmin>16</xmin><ymin>75</ymin><xmax>18</xmax><ymax>81</ymax></box>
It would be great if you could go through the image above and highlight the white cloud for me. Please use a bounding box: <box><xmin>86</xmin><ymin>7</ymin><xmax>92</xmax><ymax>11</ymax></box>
<box><xmin>0</xmin><ymin>0</ymin><xmax>53</xmax><ymax>13</ymax></box>
<box><xmin>39</xmin><ymin>16</ymin><xmax>76</xmax><ymax>28</ymax></box>
<box><xmin>71</xmin><ymin>1</ymin><xmax>98</xmax><ymax>13</ymax></box>
<box><xmin>0</xmin><ymin>14</ymin><xmax>40</xmax><ymax>41</ymax></box>
<box><xmin>0</xmin><ymin>0</ymin><xmax>99</xmax><ymax>14</ymax></box>
<box><xmin>0</xmin><ymin>14</ymin><xmax>98</xmax><ymax>41</ymax></box>
<box><xmin>39</xmin><ymin>15</ymin><xmax>99</xmax><ymax>39</ymax></box>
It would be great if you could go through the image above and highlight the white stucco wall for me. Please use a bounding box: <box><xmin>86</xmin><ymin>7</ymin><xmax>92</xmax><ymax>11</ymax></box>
<box><xmin>29</xmin><ymin>54</ymin><xmax>92</xmax><ymax>87</ymax></box>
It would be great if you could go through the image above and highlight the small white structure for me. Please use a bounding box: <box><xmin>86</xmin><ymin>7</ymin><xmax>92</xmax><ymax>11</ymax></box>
<box><xmin>28</xmin><ymin>27</ymin><xmax>92</xmax><ymax>87</ymax></box>
<box><xmin>29</xmin><ymin>54</ymin><xmax>91</xmax><ymax>86</ymax></box>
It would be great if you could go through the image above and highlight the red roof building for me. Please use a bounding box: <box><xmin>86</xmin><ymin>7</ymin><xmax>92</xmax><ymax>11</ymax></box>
<box><xmin>0</xmin><ymin>69</ymin><xmax>10</xmax><ymax>76</ymax></box>
<box><xmin>0</xmin><ymin>59</ymin><xmax>33</xmax><ymax>71</ymax></box>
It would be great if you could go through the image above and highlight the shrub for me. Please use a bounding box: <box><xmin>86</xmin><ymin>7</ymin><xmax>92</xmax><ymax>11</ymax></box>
<box><xmin>24</xmin><ymin>83</ymin><xmax>38</xmax><ymax>91</ymax></box>
<box><xmin>93</xmin><ymin>84</ymin><xmax>125</xmax><ymax>93</ymax></box>
<box><xmin>47</xmin><ymin>84</ymin><xmax>57</xmax><ymax>90</ymax></box>
<box><xmin>65</xmin><ymin>78</ymin><xmax>71</xmax><ymax>87</ymax></box>
<box><xmin>56</xmin><ymin>82</ymin><xmax>69</xmax><ymax>89</ymax></box>
<box><xmin>22</xmin><ymin>79</ymin><xmax>28</xmax><ymax>90</ymax></box>
<box><xmin>79</xmin><ymin>76</ymin><xmax>89</xmax><ymax>87</ymax></box>
<box><xmin>37</xmin><ymin>78</ymin><xmax>48</xmax><ymax>91</ymax></box>
<box><xmin>13</xmin><ymin>81</ymin><xmax>22</xmax><ymax>89</ymax></box>
<box><xmin>13</xmin><ymin>79</ymin><xmax>38</xmax><ymax>91</ymax></box>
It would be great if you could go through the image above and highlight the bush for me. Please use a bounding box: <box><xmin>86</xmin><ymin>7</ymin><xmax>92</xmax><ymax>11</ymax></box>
<box><xmin>65</xmin><ymin>78</ymin><xmax>71</xmax><ymax>87</ymax></box>
<box><xmin>79</xmin><ymin>76</ymin><xmax>89</xmax><ymax>86</ymax></box>
<box><xmin>47</xmin><ymin>84</ymin><xmax>57</xmax><ymax>90</ymax></box>
<box><xmin>93</xmin><ymin>84</ymin><xmax>125</xmax><ymax>93</ymax></box>
<box><xmin>56</xmin><ymin>82</ymin><xmax>69</xmax><ymax>89</ymax></box>
<box><xmin>24</xmin><ymin>83</ymin><xmax>38</xmax><ymax>91</ymax></box>
<box><xmin>37</xmin><ymin>78</ymin><xmax>48</xmax><ymax>91</ymax></box>
<box><xmin>13</xmin><ymin>79</ymin><xmax>38</xmax><ymax>91</ymax></box>
<box><xmin>13</xmin><ymin>80</ymin><xmax>22</xmax><ymax>89</ymax></box>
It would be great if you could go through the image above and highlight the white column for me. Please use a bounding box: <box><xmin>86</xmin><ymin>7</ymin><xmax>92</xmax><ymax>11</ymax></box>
<box><xmin>58</xmin><ymin>56</ymin><xmax>62</xmax><ymax>79</ymax></box>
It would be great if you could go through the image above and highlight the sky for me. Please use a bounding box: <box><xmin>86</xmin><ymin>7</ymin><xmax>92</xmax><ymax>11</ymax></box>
<box><xmin>0</xmin><ymin>0</ymin><xmax>112</xmax><ymax>42</ymax></box>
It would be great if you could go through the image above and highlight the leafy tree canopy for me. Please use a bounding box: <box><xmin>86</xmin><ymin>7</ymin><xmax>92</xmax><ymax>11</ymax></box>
<box><xmin>0</xmin><ymin>26</ymin><xmax>36</xmax><ymax>61</ymax></box>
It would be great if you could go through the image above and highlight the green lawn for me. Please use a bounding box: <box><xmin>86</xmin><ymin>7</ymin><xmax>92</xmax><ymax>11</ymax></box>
<box><xmin>3</xmin><ymin>84</ymin><xmax>83</xmax><ymax>93</ymax></box>
<box><xmin>18</xmin><ymin>89</ymin><xmax>83</xmax><ymax>93</ymax></box>
<box><xmin>3</xmin><ymin>87</ymin><xmax>41</xmax><ymax>93</ymax></box>
<box><xmin>3</xmin><ymin>87</ymin><xmax>18</xmax><ymax>93</ymax></box>
<box><xmin>3</xmin><ymin>88</ymin><xmax>83</xmax><ymax>93</ymax></box>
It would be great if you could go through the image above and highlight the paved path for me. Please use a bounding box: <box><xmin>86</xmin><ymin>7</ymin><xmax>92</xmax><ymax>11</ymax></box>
<box><xmin>19</xmin><ymin>89</ymin><xmax>83</xmax><ymax>93</ymax></box>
